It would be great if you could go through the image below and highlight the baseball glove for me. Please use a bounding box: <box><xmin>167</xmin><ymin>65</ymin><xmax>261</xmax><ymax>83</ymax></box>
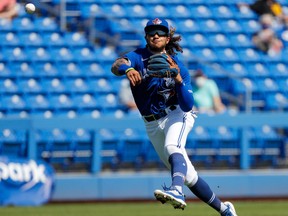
<box><xmin>147</xmin><ymin>53</ymin><xmax>180</xmax><ymax>78</ymax></box>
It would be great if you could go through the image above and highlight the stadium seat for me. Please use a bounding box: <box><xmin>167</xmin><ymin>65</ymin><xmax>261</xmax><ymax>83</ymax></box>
<box><xmin>25</xmin><ymin>94</ymin><xmax>50</xmax><ymax>111</ymax></box>
<box><xmin>79</xmin><ymin>62</ymin><xmax>107</xmax><ymax>78</ymax></box>
<box><xmin>26</xmin><ymin>47</ymin><xmax>51</xmax><ymax>62</ymax></box>
<box><xmin>88</xmin><ymin>78</ymin><xmax>115</xmax><ymax>95</ymax></box>
<box><xmin>207</xmin><ymin>33</ymin><xmax>231</xmax><ymax>48</ymax></box>
<box><xmin>265</xmin><ymin>93</ymin><xmax>288</xmax><ymax>111</ymax></box>
<box><xmin>57</xmin><ymin>62</ymin><xmax>83</xmax><ymax>77</ymax></box>
<box><xmin>49</xmin><ymin>47</ymin><xmax>75</xmax><ymax>62</ymax></box>
<box><xmin>1</xmin><ymin>94</ymin><xmax>26</xmax><ymax>110</ymax></box>
<box><xmin>0</xmin><ymin>129</ymin><xmax>27</xmax><ymax>157</ymax></box>
<box><xmin>64</xmin><ymin>32</ymin><xmax>88</xmax><ymax>47</ymax></box>
<box><xmin>186</xmin><ymin>33</ymin><xmax>209</xmax><ymax>47</ymax></box>
<box><xmin>42</xmin><ymin>32</ymin><xmax>65</xmax><ymax>47</ymax></box>
<box><xmin>186</xmin><ymin>126</ymin><xmax>217</xmax><ymax>167</ymax></box>
<box><xmin>117</xmin><ymin>128</ymin><xmax>149</xmax><ymax>170</ymax></box>
<box><xmin>223</xmin><ymin>62</ymin><xmax>248</xmax><ymax>78</ymax></box>
<box><xmin>12</xmin><ymin>17</ymin><xmax>34</xmax><ymax>32</ymax></box>
<box><xmin>211</xmin><ymin>5</ymin><xmax>234</xmax><ymax>19</ymax></box>
<box><xmin>41</xmin><ymin>78</ymin><xmax>67</xmax><ymax>93</ymax></box>
<box><xmin>64</xmin><ymin>78</ymin><xmax>91</xmax><ymax>93</ymax></box>
<box><xmin>72</xmin><ymin>94</ymin><xmax>99</xmax><ymax>110</ymax></box>
<box><xmin>230</xmin><ymin>33</ymin><xmax>253</xmax><ymax>48</ymax></box>
<box><xmin>17</xmin><ymin>78</ymin><xmax>42</xmax><ymax>94</ymax></box>
<box><xmin>215</xmin><ymin>48</ymin><xmax>240</xmax><ymax>62</ymax></box>
<box><xmin>19</xmin><ymin>32</ymin><xmax>44</xmax><ymax>47</ymax></box>
<box><xmin>268</xmin><ymin>63</ymin><xmax>288</xmax><ymax>78</ymax></box>
<box><xmin>125</xmin><ymin>4</ymin><xmax>148</xmax><ymax>18</ymax></box>
<box><xmin>246</xmin><ymin>62</ymin><xmax>270</xmax><ymax>78</ymax></box>
<box><xmin>34</xmin><ymin>17</ymin><xmax>58</xmax><ymax>32</ymax></box>
<box><xmin>0</xmin><ymin>79</ymin><xmax>19</xmax><ymax>94</ymax></box>
<box><xmin>0</xmin><ymin>62</ymin><xmax>12</xmax><ymax>78</ymax></box>
<box><xmin>190</xmin><ymin>5</ymin><xmax>212</xmax><ymax>19</ymax></box>
<box><xmin>33</xmin><ymin>62</ymin><xmax>59</xmax><ymax>77</ymax></box>
<box><xmin>98</xmin><ymin>128</ymin><xmax>119</xmax><ymax>170</ymax></box>
<box><xmin>198</xmin><ymin>19</ymin><xmax>221</xmax><ymax>33</ymax></box>
<box><xmin>219</xmin><ymin>19</ymin><xmax>243</xmax><ymax>33</ymax></box>
<box><xmin>0</xmin><ymin>32</ymin><xmax>20</xmax><ymax>46</ymax></box>
<box><xmin>2</xmin><ymin>47</ymin><xmax>27</xmax><ymax>62</ymax></box>
<box><xmin>146</xmin><ymin>4</ymin><xmax>170</xmax><ymax>18</ymax></box>
<box><xmin>49</xmin><ymin>94</ymin><xmax>74</xmax><ymax>110</ymax></box>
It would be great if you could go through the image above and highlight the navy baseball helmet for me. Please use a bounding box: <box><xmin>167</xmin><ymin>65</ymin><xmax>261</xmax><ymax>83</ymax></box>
<box><xmin>144</xmin><ymin>18</ymin><xmax>169</xmax><ymax>35</ymax></box>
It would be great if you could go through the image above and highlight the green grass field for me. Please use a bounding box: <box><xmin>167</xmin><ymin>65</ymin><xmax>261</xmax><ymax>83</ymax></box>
<box><xmin>1</xmin><ymin>200</ymin><xmax>287</xmax><ymax>216</ymax></box>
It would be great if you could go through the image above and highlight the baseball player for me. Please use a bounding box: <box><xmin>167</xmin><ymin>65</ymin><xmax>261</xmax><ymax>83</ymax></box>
<box><xmin>111</xmin><ymin>18</ymin><xmax>237</xmax><ymax>216</ymax></box>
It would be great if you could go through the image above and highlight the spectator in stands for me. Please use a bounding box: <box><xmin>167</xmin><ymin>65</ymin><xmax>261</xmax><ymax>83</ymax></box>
<box><xmin>252</xmin><ymin>13</ymin><xmax>283</xmax><ymax>54</ymax></box>
<box><xmin>238</xmin><ymin>0</ymin><xmax>288</xmax><ymax>28</ymax></box>
<box><xmin>119</xmin><ymin>79</ymin><xmax>140</xmax><ymax>116</ymax></box>
<box><xmin>192</xmin><ymin>70</ymin><xmax>226</xmax><ymax>114</ymax></box>
<box><xmin>0</xmin><ymin>0</ymin><xmax>18</xmax><ymax>20</ymax></box>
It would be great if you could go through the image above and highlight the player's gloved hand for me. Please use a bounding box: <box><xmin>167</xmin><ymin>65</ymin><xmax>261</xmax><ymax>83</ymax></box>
<box><xmin>147</xmin><ymin>53</ymin><xmax>179</xmax><ymax>78</ymax></box>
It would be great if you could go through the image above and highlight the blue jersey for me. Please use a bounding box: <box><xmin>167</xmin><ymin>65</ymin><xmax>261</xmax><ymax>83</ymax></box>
<box><xmin>123</xmin><ymin>47</ymin><xmax>194</xmax><ymax>116</ymax></box>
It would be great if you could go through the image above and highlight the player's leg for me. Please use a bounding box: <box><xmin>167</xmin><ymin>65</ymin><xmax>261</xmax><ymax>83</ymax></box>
<box><xmin>153</xmin><ymin>109</ymin><xmax>196</xmax><ymax>209</ymax></box>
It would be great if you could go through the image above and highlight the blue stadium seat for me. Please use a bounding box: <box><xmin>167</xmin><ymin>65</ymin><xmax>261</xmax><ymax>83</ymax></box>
<box><xmin>210</xmin><ymin>126</ymin><xmax>240</xmax><ymax>166</ymax></box>
<box><xmin>268</xmin><ymin>63</ymin><xmax>288</xmax><ymax>78</ymax></box>
<box><xmin>0</xmin><ymin>79</ymin><xmax>19</xmax><ymax>94</ymax></box>
<box><xmin>246</xmin><ymin>62</ymin><xmax>270</xmax><ymax>78</ymax></box>
<box><xmin>25</xmin><ymin>94</ymin><xmax>50</xmax><ymax>111</ymax></box>
<box><xmin>42</xmin><ymin>32</ymin><xmax>65</xmax><ymax>47</ymax></box>
<box><xmin>186</xmin><ymin>33</ymin><xmax>209</xmax><ymax>47</ymax></box>
<box><xmin>117</xmin><ymin>128</ymin><xmax>149</xmax><ymax>170</ymax></box>
<box><xmin>177</xmin><ymin>19</ymin><xmax>200</xmax><ymax>33</ymax></box>
<box><xmin>237</xmin><ymin>48</ymin><xmax>261</xmax><ymax>62</ymax></box>
<box><xmin>72</xmin><ymin>94</ymin><xmax>99</xmax><ymax>110</ymax></box>
<box><xmin>102</xmin><ymin>3</ymin><xmax>127</xmax><ymax>18</ymax></box>
<box><xmin>219</xmin><ymin>19</ymin><xmax>243</xmax><ymax>33</ymax></box>
<box><xmin>19</xmin><ymin>32</ymin><xmax>44</xmax><ymax>47</ymax></box>
<box><xmin>41</xmin><ymin>78</ymin><xmax>67</xmax><ymax>94</ymax></box>
<box><xmin>190</xmin><ymin>5</ymin><xmax>212</xmax><ymax>19</ymax></box>
<box><xmin>255</xmin><ymin>78</ymin><xmax>279</xmax><ymax>93</ymax></box>
<box><xmin>0</xmin><ymin>19</ymin><xmax>13</xmax><ymax>32</ymax></box>
<box><xmin>97</xmin><ymin>93</ymin><xmax>119</xmax><ymax>112</ymax></box>
<box><xmin>0</xmin><ymin>62</ymin><xmax>12</xmax><ymax>78</ymax></box>
<box><xmin>64</xmin><ymin>78</ymin><xmax>91</xmax><ymax>93</ymax></box>
<box><xmin>49</xmin><ymin>47</ymin><xmax>75</xmax><ymax>62</ymax></box>
<box><xmin>223</xmin><ymin>62</ymin><xmax>248</xmax><ymax>77</ymax></box>
<box><xmin>0</xmin><ymin>32</ymin><xmax>20</xmax><ymax>46</ymax></box>
<box><xmin>240</xmin><ymin>19</ymin><xmax>261</xmax><ymax>34</ymax></box>
<box><xmin>57</xmin><ymin>62</ymin><xmax>83</xmax><ymax>77</ymax></box>
<box><xmin>2</xmin><ymin>47</ymin><xmax>27</xmax><ymax>62</ymax></box>
<box><xmin>34</xmin><ymin>17</ymin><xmax>58</xmax><ymax>32</ymax></box>
<box><xmin>186</xmin><ymin>126</ymin><xmax>217</xmax><ymax>167</ymax></box>
<box><xmin>88</xmin><ymin>78</ymin><xmax>115</xmax><ymax>95</ymax></box>
<box><xmin>49</xmin><ymin>94</ymin><xmax>74</xmax><ymax>110</ymax></box>
<box><xmin>33</xmin><ymin>62</ymin><xmax>59</xmax><ymax>77</ymax></box>
<box><xmin>230</xmin><ymin>33</ymin><xmax>253</xmax><ymax>48</ymax></box>
<box><xmin>146</xmin><ymin>4</ymin><xmax>170</xmax><ymax>18</ymax></box>
<box><xmin>277</xmin><ymin>78</ymin><xmax>288</xmax><ymax>94</ymax></box>
<box><xmin>198</xmin><ymin>19</ymin><xmax>221</xmax><ymax>33</ymax></box>
<box><xmin>10</xmin><ymin>62</ymin><xmax>35</xmax><ymax>78</ymax></box>
<box><xmin>26</xmin><ymin>47</ymin><xmax>51</xmax><ymax>62</ymax></box>
<box><xmin>1</xmin><ymin>94</ymin><xmax>26</xmax><ymax>110</ymax></box>
<box><xmin>79</xmin><ymin>62</ymin><xmax>107</xmax><ymax>78</ymax></box>
<box><xmin>72</xmin><ymin>47</ymin><xmax>97</xmax><ymax>62</ymax></box>
<box><xmin>125</xmin><ymin>4</ymin><xmax>149</xmax><ymax>18</ymax></box>
<box><xmin>265</xmin><ymin>93</ymin><xmax>288</xmax><ymax>111</ymax></box>
<box><xmin>64</xmin><ymin>32</ymin><xmax>88</xmax><ymax>47</ymax></box>
<box><xmin>191</xmin><ymin>48</ymin><xmax>218</xmax><ymax>62</ymax></box>
<box><xmin>17</xmin><ymin>78</ymin><xmax>43</xmax><ymax>94</ymax></box>
<box><xmin>207</xmin><ymin>33</ymin><xmax>231</xmax><ymax>48</ymax></box>
<box><xmin>215</xmin><ymin>48</ymin><xmax>240</xmax><ymax>62</ymax></box>
<box><xmin>98</xmin><ymin>128</ymin><xmax>119</xmax><ymax>170</ymax></box>
<box><xmin>211</xmin><ymin>5</ymin><xmax>234</xmax><ymax>19</ymax></box>
<box><xmin>168</xmin><ymin>4</ymin><xmax>191</xmax><ymax>18</ymax></box>
<box><xmin>12</xmin><ymin>17</ymin><xmax>35</xmax><ymax>32</ymax></box>
<box><xmin>0</xmin><ymin>129</ymin><xmax>27</xmax><ymax>157</ymax></box>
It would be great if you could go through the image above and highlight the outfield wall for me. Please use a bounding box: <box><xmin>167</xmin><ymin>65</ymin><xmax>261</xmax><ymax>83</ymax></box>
<box><xmin>52</xmin><ymin>169</ymin><xmax>288</xmax><ymax>201</ymax></box>
<box><xmin>1</xmin><ymin>112</ymin><xmax>288</xmax><ymax>201</ymax></box>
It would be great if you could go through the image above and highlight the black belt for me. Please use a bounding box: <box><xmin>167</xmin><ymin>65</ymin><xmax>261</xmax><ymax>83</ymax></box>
<box><xmin>143</xmin><ymin>105</ymin><xmax>177</xmax><ymax>122</ymax></box>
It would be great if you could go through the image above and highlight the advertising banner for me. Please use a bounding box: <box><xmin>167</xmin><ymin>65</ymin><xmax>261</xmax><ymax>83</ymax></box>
<box><xmin>0</xmin><ymin>156</ymin><xmax>55</xmax><ymax>206</ymax></box>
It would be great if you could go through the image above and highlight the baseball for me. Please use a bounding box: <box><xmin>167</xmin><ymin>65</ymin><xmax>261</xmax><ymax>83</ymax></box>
<box><xmin>25</xmin><ymin>3</ymin><xmax>36</xmax><ymax>14</ymax></box>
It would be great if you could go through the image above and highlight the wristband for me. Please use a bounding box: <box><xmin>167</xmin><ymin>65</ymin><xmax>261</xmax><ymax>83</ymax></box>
<box><xmin>118</xmin><ymin>64</ymin><xmax>134</xmax><ymax>75</ymax></box>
